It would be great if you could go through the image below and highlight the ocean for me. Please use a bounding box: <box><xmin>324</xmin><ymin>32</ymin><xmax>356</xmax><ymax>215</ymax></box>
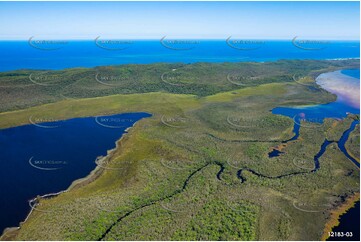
<box><xmin>0</xmin><ymin>40</ymin><xmax>359</xmax><ymax>72</ymax></box>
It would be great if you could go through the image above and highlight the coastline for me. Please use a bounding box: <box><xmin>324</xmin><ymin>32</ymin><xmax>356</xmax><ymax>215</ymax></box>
<box><xmin>316</xmin><ymin>70</ymin><xmax>360</xmax><ymax>109</ymax></box>
<box><xmin>0</xmin><ymin>122</ymin><xmax>141</xmax><ymax>241</ymax></box>
<box><xmin>321</xmin><ymin>193</ymin><xmax>360</xmax><ymax>241</ymax></box>
<box><xmin>0</xmin><ymin>63</ymin><xmax>359</xmax><ymax>240</ymax></box>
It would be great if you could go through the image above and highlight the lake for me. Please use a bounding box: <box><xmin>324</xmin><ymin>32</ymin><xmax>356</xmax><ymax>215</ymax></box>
<box><xmin>0</xmin><ymin>112</ymin><xmax>151</xmax><ymax>233</ymax></box>
<box><xmin>328</xmin><ymin>201</ymin><xmax>360</xmax><ymax>241</ymax></box>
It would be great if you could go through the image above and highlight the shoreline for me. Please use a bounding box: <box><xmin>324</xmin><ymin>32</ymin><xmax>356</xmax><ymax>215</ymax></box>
<box><xmin>0</xmin><ymin>63</ymin><xmax>359</xmax><ymax>240</ymax></box>
<box><xmin>0</xmin><ymin>57</ymin><xmax>359</xmax><ymax>74</ymax></box>
<box><xmin>273</xmin><ymin>69</ymin><xmax>360</xmax><ymax>241</ymax></box>
<box><xmin>0</xmin><ymin>122</ymin><xmax>141</xmax><ymax>241</ymax></box>
<box><xmin>345</xmin><ymin>123</ymin><xmax>360</xmax><ymax>163</ymax></box>
<box><xmin>321</xmin><ymin>193</ymin><xmax>360</xmax><ymax>241</ymax></box>
<box><xmin>345</xmin><ymin>146</ymin><xmax>360</xmax><ymax>164</ymax></box>
<box><xmin>315</xmin><ymin>70</ymin><xmax>360</xmax><ymax>240</ymax></box>
<box><xmin>316</xmin><ymin>70</ymin><xmax>360</xmax><ymax>109</ymax></box>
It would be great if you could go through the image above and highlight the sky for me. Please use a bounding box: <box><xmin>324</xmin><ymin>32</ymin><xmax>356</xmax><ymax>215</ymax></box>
<box><xmin>0</xmin><ymin>1</ymin><xmax>359</xmax><ymax>40</ymax></box>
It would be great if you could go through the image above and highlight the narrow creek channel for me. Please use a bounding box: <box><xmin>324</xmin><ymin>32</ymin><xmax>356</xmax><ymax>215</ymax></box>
<box><xmin>271</xmin><ymin>69</ymin><xmax>360</xmax><ymax>240</ymax></box>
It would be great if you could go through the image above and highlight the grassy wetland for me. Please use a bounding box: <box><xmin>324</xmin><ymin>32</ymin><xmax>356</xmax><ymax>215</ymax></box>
<box><xmin>0</xmin><ymin>59</ymin><xmax>359</xmax><ymax>241</ymax></box>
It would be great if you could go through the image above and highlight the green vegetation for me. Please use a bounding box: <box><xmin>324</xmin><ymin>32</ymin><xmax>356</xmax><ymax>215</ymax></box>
<box><xmin>346</xmin><ymin>124</ymin><xmax>360</xmax><ymax>163</ymax></box>
<box><xmin>0</xmin><ymin>59</ymin><xmax>358</xmax><ymax>113</ymax></box>
<box><xmin>171</xmin><ymin>200</ymin><xmax>259</xmax><ymax>241</ymax></box>
<box><xmin>0</xmin><ymin>59</ymin><xmax>359</xmax><ymax>241</ymax></box>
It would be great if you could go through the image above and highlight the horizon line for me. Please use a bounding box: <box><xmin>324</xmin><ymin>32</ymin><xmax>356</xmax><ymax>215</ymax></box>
<box><xmin>0</xmin><ymin>38</ymin><xmax>360</xmax><ymax>41</ymax></box>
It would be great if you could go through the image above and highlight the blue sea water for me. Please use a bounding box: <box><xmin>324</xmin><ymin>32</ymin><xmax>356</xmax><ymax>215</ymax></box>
<box><xmin>0</xmin><ymin>40</ymin><xmax>359</xmax><ymax>71</ymax></box>
<box><xmin>0</xmin><ymin>112</ymin><xmax>151</xmax><ymax>233</ymax></box>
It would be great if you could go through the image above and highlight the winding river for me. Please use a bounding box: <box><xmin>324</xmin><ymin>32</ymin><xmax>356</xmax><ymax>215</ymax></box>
<box><xmin>0</xmin><ymin>69</ymin><xmax>359</xmax><ymax>239</ymax></box>
<box><xmin>272</xmin><ymin>69</ymin><xmax>360</xmax><ymax>240</ymax></box>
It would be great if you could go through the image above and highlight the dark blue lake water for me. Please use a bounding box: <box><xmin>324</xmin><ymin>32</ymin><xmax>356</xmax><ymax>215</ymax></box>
<box><xmin>0</xmin><ymin>40</ymin><xmax>359</xmax><ymax>71</ymax></box>
<box><xmin>0</xmin><ymin>112</ymin><xmax>151</xmax><ymax>233</ymax></box>
<box><xmin>327</xmin><ymin>201</ymin><xmax>360</xmax><ymax>241</ymax></box>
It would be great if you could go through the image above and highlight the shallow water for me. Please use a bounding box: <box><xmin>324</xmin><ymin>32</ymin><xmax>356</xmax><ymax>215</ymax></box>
<box><xmin>271</xmin><ymin>69</ymin><xmax>360</xmax><ymax>239</ymax></box>
<box><xmin>272</xmin><ymin>69</ymin><xmax>360</xmax><ymax>130</ymax></box>
<box><xmin>317</xmin><ymin>70</ymin><xmax>360</xmax><ymax>109</ymax></box>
